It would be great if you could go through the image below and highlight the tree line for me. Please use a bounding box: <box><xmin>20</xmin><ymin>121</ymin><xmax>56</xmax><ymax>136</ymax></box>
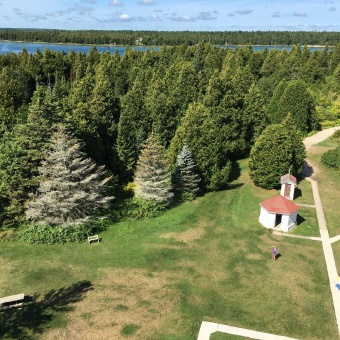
<box><xmin>2</xmin><ymin>29</ymin><xmax>340</xmax><ymax>46</ymax></box>
<box><xmin>1</xmin><ymin>41</ymin><xmax>340</xmax><ymax>235</ymax></box>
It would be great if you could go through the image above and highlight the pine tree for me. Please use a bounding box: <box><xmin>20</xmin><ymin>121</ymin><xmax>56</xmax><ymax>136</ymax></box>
<box><xmin>249</xmin><ymin>123</ymin><xmax>305</xmax><ymax>189</ymax></box>
<box><xmin>26</xmin><ymin>124</ymin><xmax>113</xmax><ymax>227</ymax></box>
<box><xmin>173</xmin><ymin>144</ymin><xmax>200</xmax><ymax>199</ymax></box>
<box><xmin>134</xmin><ymin>135</ymin><xmax>173</xmax><ymax>204</ymax></box>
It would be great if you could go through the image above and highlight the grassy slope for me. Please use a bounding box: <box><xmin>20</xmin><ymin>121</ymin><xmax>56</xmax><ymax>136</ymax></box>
<box><xmin>0</xmin><ymin>159</ymin><xmax>338</xmax><ymax>339</ymax></box>
<box><xmin>309</xmin><ymin>138</ymin><xmax>340</xmax><ymax>281</ymax></box>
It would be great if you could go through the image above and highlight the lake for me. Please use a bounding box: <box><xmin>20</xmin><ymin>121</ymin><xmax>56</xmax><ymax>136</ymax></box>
<box><xmin>0</xmin><ymin>41</ymin><xmax>327</xmax><ymax>55</ymax></box>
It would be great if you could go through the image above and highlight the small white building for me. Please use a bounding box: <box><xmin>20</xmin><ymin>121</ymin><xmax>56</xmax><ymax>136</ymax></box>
<box><xmin>259</xmin><ymin>195</ymin><xmax>299</xmax><ymax>232</ymax></box>
<box><xmin>280</xmin><ymin>173</ymin><xmax>297</xmax><ymax>200</ymax></box>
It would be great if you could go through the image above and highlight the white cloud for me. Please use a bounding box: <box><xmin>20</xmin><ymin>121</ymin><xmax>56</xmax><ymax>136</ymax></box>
<box><xmin>46</xmin><ymin>10</ymin><xmax>67</xmax><ymax>17</ymax></box>
<box><xmin>328</xmin><ymin>7</ymin><xmax>336</xmax><ymax>11</ymax></box>
<box><xmin>196</xmin><ymin>12</ymin><xmax>217</xmax><ymax>20</ymax></box>
<box><xmin>171</xmin><ymin>15</ymin><xmax>195</xmax><ymax>22</ymax></box>
<box><xmin>234</xmin><ymin>9</ymin><xmax>253</xmax><ymax>15</ymax></box>
<box><xmin>272</xmin><ymin>12</ymin><xmax>281</xmax><ymax>17</ymax></box>
<box><xmin>119</xmin><ymin>13</ymin><xmax>131</xmax><ymax>20</ymax></box>
<box><xmin>109</xmin><ymin>0</ymin><xmax>124</xmax><ymax>6</ymax></box>
<box><xmin>290</xmin><ymin>12</ymin><xmax>308</xmax><ymax>17</ymax></box>
<box><xmin>13</xmin><ymin>7</ymin><xmax>47</xmax><ymax>22</ymax></box>
<box><xmin>139</xmin><ymin>0</ymin><xmax>155</xmax><ymax>5</ymax></box>
<box><xmin>68</xmin><ymin>3</ymin><xmax>94</xmax><ymax>15</ymax></box>
<box><xmin>148</xmin><ymin>12</ymin><xmax>162</xmax><ymax>20</ymax></box>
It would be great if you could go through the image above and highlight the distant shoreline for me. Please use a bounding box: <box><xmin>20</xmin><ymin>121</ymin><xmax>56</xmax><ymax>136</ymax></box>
<box><xmin>0</xmin><ymin>40</ymin><xmax>329</xmax><ymax>49</ymax></box>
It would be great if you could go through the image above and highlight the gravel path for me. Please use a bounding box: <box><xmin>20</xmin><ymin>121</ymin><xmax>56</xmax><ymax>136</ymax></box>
<box><xmin>303</xmin><ymin>126</ymin><xmax>340</xmax><ymax>151</ymax></box>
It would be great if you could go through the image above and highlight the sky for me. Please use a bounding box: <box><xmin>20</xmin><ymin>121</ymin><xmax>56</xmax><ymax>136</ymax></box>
<box><xmin>1</xmin><ymin>0</ymin><xmax>340</xmax><ymax>31</ymax></box>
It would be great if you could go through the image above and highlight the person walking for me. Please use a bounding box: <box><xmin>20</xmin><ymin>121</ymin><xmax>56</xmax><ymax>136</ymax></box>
<box><xmin>335</xmin><ymin>276</ymin><xmax>340</xmax><ymax>290</ymax></box>
<box><xmin>272</xmin><ymin>246</ymin><xmax>277</xmax><ymax>261</ymax></box>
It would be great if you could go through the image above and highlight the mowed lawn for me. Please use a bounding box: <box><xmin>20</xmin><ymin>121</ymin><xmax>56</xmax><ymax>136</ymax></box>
<box><xmin>307</xmin><ymin>137</ymin><xmax>340</xmax><ymax>287</ymax></box>
<box><xmin>0</xmin><ymin>161</ymin><xmax>338</xmax><ymax>339</ymax></box>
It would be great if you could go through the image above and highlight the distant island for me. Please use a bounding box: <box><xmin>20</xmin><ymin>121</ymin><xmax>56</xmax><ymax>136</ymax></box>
<box><xmin>0</xmin><ymin>28</ymin><xmax>338</xmax><ymax>47</ymax></box>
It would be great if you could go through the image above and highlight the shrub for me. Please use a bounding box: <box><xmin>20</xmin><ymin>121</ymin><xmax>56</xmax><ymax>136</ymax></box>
<box><xmin>332</xmin><ymin>130</ymin><xmax>340</xmax><ymax>143</ymax></box>
<box><xmin>17</xmin><ymin>224</ymin><xmax>94</xmax><ymax>244</ymax></box>
<box><xmin>321</xmin><ymin>146</ymin><xmax>340</xmax><ymax>169</ymax></box>
<box><xmin>130</xmin><ymin>198</ymin><xmax>166</xmax><ymax>219</ymax></box>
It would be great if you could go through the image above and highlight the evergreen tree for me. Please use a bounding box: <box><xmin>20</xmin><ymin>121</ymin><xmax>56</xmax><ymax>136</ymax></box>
<box><xmin>134</xmin><ymin>135</ymin><xmax>173</xmax><ymax>204</ymax></box>
<box><xmin>169</xmin><ymin>102</ymin><xmax>232</xmax><ymax>190</ymax></box>
<box><xmin>26</xmin><ymin>124</ymin><xmax>113</xmax><ymax>227</ymax></box>
<box><xmin>242</xmin><ymin>83</ymin><xmax>268</xmax><ymax>148</ymax></box>
<box><xmin>0</xmin><ymin>87</ymin><xmax>55</xmax><ymax>228</ymax></box>
<box><xmin>173</xmin><ymin>144</ymin><xmax>201</xmax><ymax>199</ymax></box>
<box><xmin>116</xmin><ymin>70</ymin><xmax>152</xmax><ymax>178</ymax></box>
<box><xmin>249</xmin><ymin>123</ymin><xmax>305</xmax><ymax>189</ymax></box>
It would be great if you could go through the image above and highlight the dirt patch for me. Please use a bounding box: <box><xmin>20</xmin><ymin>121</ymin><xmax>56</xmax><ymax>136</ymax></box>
<box><xmin>43</xmin><ymin>268</ymin><xmax>179</xmax><ymax>340</ymax></box>
<box><xmin>160</xmin><ymin>227</ymin><xmax>205</xmax><ymax>244</ymax></box>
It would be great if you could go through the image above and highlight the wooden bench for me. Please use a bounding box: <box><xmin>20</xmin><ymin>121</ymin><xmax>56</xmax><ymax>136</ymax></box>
<box><xmin>0</xmin><ymin>293</ymin><xmax>25</xmax><ymax>310</ymax></box>
<box><xmin>88</xmin><ymin>235</ymin><xmax>100</xmax><ymax>244</ymax></box>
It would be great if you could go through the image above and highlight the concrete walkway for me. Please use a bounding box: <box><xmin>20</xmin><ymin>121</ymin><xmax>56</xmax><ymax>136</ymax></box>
<box><xmin>272</xmin><ymin>230</ymin><xmax>322</xmax><ymax>241</ymax></box>
<box><xmin>197</xmin><ymin>127</ymin><xmax>340</xmax><ymax>340</ymax></box>
<box><xmin>301</xmin><ymin>126</ymin><xmax>340</xmax><ymax>338</ymax></box>
<box><xmin>197</xmin><ymin>321</ymin><xmax>298</xmax><ymax>340</ymax></box>
<box><xmin>302</xmin><ymin>171</ymin><xmax>340</xmax><ymax>338</ymax></box>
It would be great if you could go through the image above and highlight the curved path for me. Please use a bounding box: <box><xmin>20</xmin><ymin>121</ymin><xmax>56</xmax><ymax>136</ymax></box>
<box><xmin>301</xmin><ymin>126</ymin><xmax>340</xmax><ymax>339</ymax></box>
<box><xmin>198</xmin><ymin>127</ymin><xmax>340</xmax><ymax>340</ymax></box>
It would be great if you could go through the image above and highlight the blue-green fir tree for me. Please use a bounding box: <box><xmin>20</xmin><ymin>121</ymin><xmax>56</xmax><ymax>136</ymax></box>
<box><xmin>173</xmin><ymin>144</ymin><xmax>201</xmax><ymax>200</ymax></box>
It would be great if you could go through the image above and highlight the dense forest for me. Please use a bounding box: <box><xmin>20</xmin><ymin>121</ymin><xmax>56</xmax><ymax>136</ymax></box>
<box><xmin>1</xmin><ymin>40</ymin><xmax>340</xmax><ymax>236</ymax></box>
<box><xmin>2</xmin><ymin>29</ymin><xmax>340</xmax><ymax>46</ymax></box>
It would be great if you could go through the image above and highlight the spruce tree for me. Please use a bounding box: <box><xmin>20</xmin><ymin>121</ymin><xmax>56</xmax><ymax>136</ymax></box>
<box><xmin>249</xmin><ymin>123</ymin><xmax>305</xmax><ymax>189</ymax></box>
<box><xmin>134</xmin><ymin>135</ymin><xmax>173</xmax><ymax>204</ymax></box>
<box><xmin>173</xmin><ymin>144</ymin><xmax>201</xmax><ymax>199</ymax></box>
<box><xmin>26</xmin><ymin>124</ymin><xmax>113</xmax><ymax>227</ymax></box>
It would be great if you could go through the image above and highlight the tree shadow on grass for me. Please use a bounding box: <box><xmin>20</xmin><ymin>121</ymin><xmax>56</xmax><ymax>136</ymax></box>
<box><xmin>0</xmin><ymin>280</ymin><xmax>93</xmax><ymax>340</ymax></box>
<box><xmin>229</xmin><ymin>160</ymin><xmax>242</xmax><ymax>182</ymax></box>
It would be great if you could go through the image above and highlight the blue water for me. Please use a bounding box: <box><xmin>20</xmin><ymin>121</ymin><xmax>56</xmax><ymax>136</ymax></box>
<box><xmin>0</xmin><ymin>41</ymin><xmax>158</xmax><ymax>55</ymax></box>
<box><xmin>0</xmin><ymin>41</ymin><xmax>327</xmax><ymax>55</ymax></box>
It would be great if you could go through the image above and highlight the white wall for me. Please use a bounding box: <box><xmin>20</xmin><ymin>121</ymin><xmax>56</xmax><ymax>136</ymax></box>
<box><xmin>259</xmin><ymin>207</ymin><xmax>276</xmax><ymax>229</ymax></box>
<box><xmin>280</xmin><ymin>181</ymin><xmax>296</xmax><ymax>200</ymax></box>
<box><xmin>281</xmin><ymin>211</ymin><xmax>297</xmax><ymax>232</ymax></box>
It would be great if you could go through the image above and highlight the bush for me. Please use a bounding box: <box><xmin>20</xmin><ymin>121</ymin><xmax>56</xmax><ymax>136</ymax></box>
<box><xmin>17</xmin><ymin>224</ymin><xmax>94</xmax><ymax>244</ymax></box>
<box><xmin>129</xmin><ymin>198</ymin><xmax>167</xmax><ymax>219</ymax></box>
<box><xmin>332</xmin><ymin>130</ymin><xmax>340</xmax><ymax>143</ymax></box>
<box><xmin>320</xmin><ymin>119</ymin><xmax>340</xmax><ymax>129</ymax></box>
<box><xmin>321</xmin><ymin>146</ymin><xmax>340</xmax><ymax>169</ymax></box>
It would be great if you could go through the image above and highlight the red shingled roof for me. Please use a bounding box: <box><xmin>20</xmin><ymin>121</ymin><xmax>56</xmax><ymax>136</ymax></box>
<box><xmin>260</xmin><ymin>195</ymin><xmax>299</xmax><ymax>214</ymax></box>
<box><xmin>280</xmin><ymin>174</ymin><xmax>297</xmax><ymax>185</ymax></box>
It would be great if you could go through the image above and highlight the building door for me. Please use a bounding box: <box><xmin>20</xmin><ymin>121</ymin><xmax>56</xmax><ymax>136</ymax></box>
<box><xmin>284</xmin><ymin>183</ymin><xmax>291</xmax><ymax>198</ymax></box>
<box><xmin>275</xmin><ymin>214</ymin><xmax>282</xmax><ymax>226</ymax></box>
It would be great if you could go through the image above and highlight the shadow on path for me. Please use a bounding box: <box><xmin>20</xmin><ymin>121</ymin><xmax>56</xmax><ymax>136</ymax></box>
<box><xmin>301</xmin><ymin>161</ymin><xmax>314</xmax><ymax>178</ymax></box>
<box><xmin>0</xmin><ymin>280</ymin><xmax>93</xmax><ymax>340</ymax></box>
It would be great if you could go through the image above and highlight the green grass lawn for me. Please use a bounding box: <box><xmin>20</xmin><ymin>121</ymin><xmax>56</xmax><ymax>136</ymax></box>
<box><xmin>0</xmin><ymin>159</ymin><xmax>338</xmax><ymax>339</ymax></box>
<box><xmin>308</xmin><ymin>137</ymin><xmax>340</xmax><ymax>278</ymax></box>
<box><xmin>308</xmin><ymin>139</ymin><xmax>340</xmax><ymax>238</ymax></box>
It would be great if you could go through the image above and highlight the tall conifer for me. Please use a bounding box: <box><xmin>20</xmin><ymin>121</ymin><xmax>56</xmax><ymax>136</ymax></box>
<box><xmin>26</xmin><ymin>124</ymin><xmax>113</xmax><ymax>227</ymax></box>
<box><xmin>173</xmin><ymin>144</ymin><xmax>200</xmax><ymax>199</ymax></box>
<box><xmin>134</xmin><ymin>135</ymin><xmax>173</xmax><ymax>204</ymax></box>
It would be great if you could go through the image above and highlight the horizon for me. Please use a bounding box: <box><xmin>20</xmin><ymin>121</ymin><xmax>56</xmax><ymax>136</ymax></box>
<box><xmin>0</xmin><ymin>0</ymin><xmax>340</xmax><ymax>32</ymax></box>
